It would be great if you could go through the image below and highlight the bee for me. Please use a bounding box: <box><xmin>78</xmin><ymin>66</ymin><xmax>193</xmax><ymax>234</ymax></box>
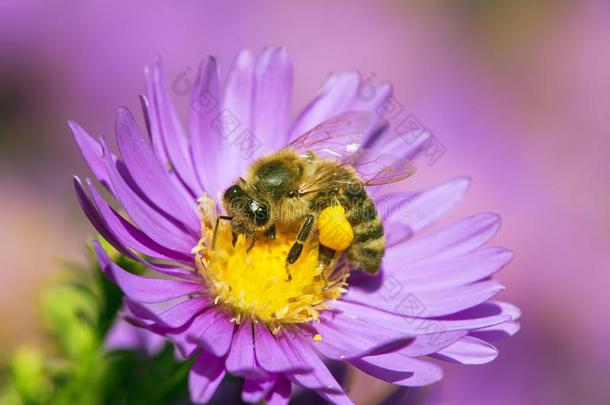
<box><xmin>219</xmin><ymin>112</ymin><xmax>416</xmax><ymax>275</ymax></box>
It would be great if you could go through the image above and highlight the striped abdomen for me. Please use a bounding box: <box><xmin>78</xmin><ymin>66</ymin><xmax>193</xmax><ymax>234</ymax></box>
<box><xmin>342</xmin><ymin>183</ymin><xmax>385</xmax><ymax>274</ymax></box>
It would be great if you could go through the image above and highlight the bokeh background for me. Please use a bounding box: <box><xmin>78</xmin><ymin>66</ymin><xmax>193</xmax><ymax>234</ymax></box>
<box><xmin>1</xmin><ymin>1</ymin><xmax>608</xmax><ymax>404</ymax></box>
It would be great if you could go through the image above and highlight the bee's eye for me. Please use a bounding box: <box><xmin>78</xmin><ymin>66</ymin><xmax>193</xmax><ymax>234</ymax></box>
<box><xmin>224</xmin><ymin>185</ymin><xmax>251</xmax><ymax>212</ymax></box>
<box><xmin>250</xmin><ymin>200</ymin><xmax>269</xmax><ymax>226</ymax></box>
<box><xmin>224</xmin><ymin>185</ymin><xmax>245</xmax><ymax>200</ymax></box>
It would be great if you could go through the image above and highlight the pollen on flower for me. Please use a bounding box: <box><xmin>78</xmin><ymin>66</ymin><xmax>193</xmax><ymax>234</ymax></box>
<box><xmin>194</xmin><ymin>195</ymin><xmax>348</xmax><ymax>333</ymax></box>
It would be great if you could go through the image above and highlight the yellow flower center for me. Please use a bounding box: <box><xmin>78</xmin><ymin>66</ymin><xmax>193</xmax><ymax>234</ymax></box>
<box><xmin>194</xmin><ymin>196</ymin><xmax>348</xmax><ymax>333</ymax></box>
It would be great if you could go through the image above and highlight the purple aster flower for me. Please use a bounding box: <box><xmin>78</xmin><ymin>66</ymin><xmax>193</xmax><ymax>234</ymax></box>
<box><xmin>71</xmin><ymin>48</ymin><xmax>519</xmax><ymax>404</ymax></box>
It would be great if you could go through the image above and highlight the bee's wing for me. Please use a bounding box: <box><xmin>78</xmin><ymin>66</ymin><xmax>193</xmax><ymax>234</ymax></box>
<box><xmin>298</xmin><ymin>150</ymin><xmax>416</xmax><ymax>196</ymax></box>
<box><xmin>348</xmin><ymin>149</ymin><xmax>417</xmax><ymax>186</ymax></box>
<box><xmin>287</xmin><ymin>111</ymin><xmax>370</xmax><ymax>161</ymax></box>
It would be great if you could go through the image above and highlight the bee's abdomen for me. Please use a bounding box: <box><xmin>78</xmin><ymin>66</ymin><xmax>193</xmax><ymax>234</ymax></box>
<box><xmin>343</xmin><ymin>192</ymin><xmax>385</xmax><ymax>275</ymax></box>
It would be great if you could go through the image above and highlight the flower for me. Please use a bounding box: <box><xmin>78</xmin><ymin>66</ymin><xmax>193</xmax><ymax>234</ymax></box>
<box><xmin>71</xmin><ymin>48</ymin><xmax>519</xmax><ymax>404</ymax></box>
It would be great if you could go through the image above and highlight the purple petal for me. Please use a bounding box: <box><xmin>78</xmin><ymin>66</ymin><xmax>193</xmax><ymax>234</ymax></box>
<box><xmin>125</xmin><ymin>297</ymin><xmax>209</xmax><ymax>329</ymax></box>
<box><xmin>384</xmin><ymin>222</ymin><xmax>414</xmax><ymax>247</ymax></box>
<box><xmin>242</xmin><ymin>376</ymin><xmax>276</xmax><ymax>404</ymax></box>
<box><xmin>352</xmin><ymin>81</ymin><xmax>393</xmax><ymax>143</ymax></box>
<box><xmin>385</xmin><ymin>247</ymin><xmax>513</xmax><ymax>291</ymax></box>
<box><xmin>144</xmin><ymin>59</ymin><xmax>203</xmax><ymax>197</ymax></box>
<box><xmin>393</xmin><ymin>213</ymin><xmax>503</xmax><ymax>262</ymax></box>
<box><xmin>434</xmin><ymin>313</ymin><xmax>512</xmax><ymax>332</ymax></box>
<box><xmin>368</xmin><ymin>129</ymin><xmax>433</xmax><ymax>163</ymax></box>
<box><xmin>156</xmin><ymin>298</ymin><xmax>210</xmax><ymax>328</ymax></box>
<box><xmin>312</xmin><ymin>311</ymin><xmax>413</xmax><ymax>360</ymax></box>
<box><xmin>189</xmin><ymin>351</ymin><xmax>226</xmax><ymax>404</ymax></box>
<box><xmin>440</xmin><ymin>301</ymin><xmax>521</xmax><ymax>321</ymax></box>
<box><xmin>100</xmin><ymin>137</ymin><xmax>197</xmax><ymax>253</ymax></box>
<box><xmin>104</xmin><ymin>316</ymin><xmax>165</xmax><ymax>355</ymax></box>
<box><xmin>74</xmin><ymin>176</ymin><xmax>130</xmax><ymax>259</ymax></box>
<box><xmin>166</xmin><ymin>316</ymin><xmax>201</xmax><ymax>359</ymax></box>
<box><xmin>189</xmin><ymin>56</ymin><xmax>229</xmax><ymax>197</ymax></box>
<box><xmin>69</xmin><ymin>120</ymin><xmax>115</xmax><ymax>194</ymax></box>
<box><xmin>431</xmin><ymin>336</ymin><xmax>498</xmax><ymax>365</ymax></box>
<box><xmin>384</xmin><ymin>177</ymin><xmax>470</xmax><ymax>233</ymax></box>
<box><xmin>225</xmin><ymin>321</ymin><xmax>267</xmax><ymax>379</ymax></box>
<box><xmin>86</xmin><ymin>179</ymin><xmax>193</xmax><ymax>264</ymax></box>
<box><xmin>253</xmin><ymin>47</ymin><xmax>293</xmax><ymax>153</ymax></box>
<box><xmin>393</xmin><ymin>330</ymin><xmax>467</xmax><ymax>357</ymax></box>
<box><xmin>94</xmin><ymin>241</ymin><xmax>202</xmax><ymax>303</ymax></box>
<box><xmin>75</xmin><ymin>178</ymin><xmax>197</xmax><ymax>279</ymax></box>
<box><xmin>254</xmin><ymin>323</ymin><xmax>309</xmax><ymax>373</ymax></box>
<box><xmin>115</xmin><ymin>107</ymin><xmax>199</xmax><ymax>234</ymax></box>
<box><xmin>471</xmin><ymin>320</ymin><xmax>521</xmax><ymax>341</ymax></box>
<box><xmin>312</xmin><ymin>387</ymin><xmax>355</xmax><ymax>405</ymax></box>
<box><xmin>345</xmin><ymin>280</ymin><xmax>505</xmax><ymax>317</ymax></box>
<box><xmin>331</xmin><ymin>299</ymin><xmax>510</xmax><ymax>337</ymax></box>
<box><xmin>187</xmin><ymin>309</ymin><xmax>234</xmax><ymax>357</ymax></box>
<box><xmin>290</xmin><ymin>71</ymin><xmax>361</xmax><ymax>139</ymax></box>
<box><xmin>223</xmin><ymin>50</ymin><xmax>256</xmax><ymax>177</ymax></box>
<box><xmin>277</xmin><ymin>333</ymin><xmax>345</xmax><ymax>393</ymax></box>
<box><xmin>352</xmin><ymin>355</ymin><xmax>442</xmax><ymax>387</ymax></box>
<box><xmin>265</xmin><ymin>375</ymin><xmax>292</xmax><ymax>405</ymax></box>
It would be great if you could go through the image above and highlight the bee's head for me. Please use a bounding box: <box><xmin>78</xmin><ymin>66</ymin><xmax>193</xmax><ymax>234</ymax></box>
<box><xmin>223</xmin><ymin>183</ymin><xmax>271</xmax><ymax>231</ymax></box>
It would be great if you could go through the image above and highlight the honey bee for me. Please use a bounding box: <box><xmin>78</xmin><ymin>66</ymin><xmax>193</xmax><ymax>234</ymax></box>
<box><xmin>219</xmin><ymin>112</ymin><xmax>416</xmax><ymax>275</ymax></box>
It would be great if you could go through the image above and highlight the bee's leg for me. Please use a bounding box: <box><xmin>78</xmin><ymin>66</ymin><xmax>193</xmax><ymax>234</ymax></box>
<box><xmin>317</xmin><ymin>245</ymin><xmax>336</xmax><ymax>288</ymax></box>
<box><xmin>246</xmin><ymin>233</ymin><xmax>257</xmax><ymax>252</ymax></box>
<box><xmin>212</xmin><ymin>215</ymin><xmax>233</xmax><ymax>249</ymax></box>
<box><xmin>265</xmin><ymin>224</ymin><xmax>276</xmax><ymax>240</ymax></box>
<box><xmin>318</xmin><ymin>245</ymin><xmax>336</xmax><ymax>269</ymax></box>
<box><xmin>286</xmin><ymin>214</ymin><xmax>315</xmax><ymax>265</ymax></box>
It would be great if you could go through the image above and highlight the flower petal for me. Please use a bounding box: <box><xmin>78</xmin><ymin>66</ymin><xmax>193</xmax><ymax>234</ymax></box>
<box><xmin>69</xmin><ymin>120</ymin><xmax>115</xmax><ymax>194</ymax></box>
<box><xmin>265</xmin><ymin>375</ymin><xmax>292</xmax><ymax>405</ymax></box>
<box><xmin>290</xmin><ymin>71</ymin><xmax>360</xmax><ymax>139</ymax></box>
<box><xmin>392</xmin><ymin>330</ymin><xmax>467</xmax><ymax>357</ymax></box>
<box><xmin>75</xmin><ymin>178</ymin><xmax>197</xmax><ymax>279</ymax></box>
<box><xmin>278</xmin><ymin>333</ymin><xmax>345</xmax><ymax>393</ymax></box>
<box><xmin>242</xmin><ymin>376</ymin><xmax>276</xmax><ymax>404</ymax></box>
<box><xmin>383</xmin><ymin>222</ymin><xmax>414</xmax><ymax>247</ymax></box>
<box><xmin>104</xmin><ymin>316</ymin><xmax>165</xmax><ymax>355</ymax></box>
<box><xmin>393</xmin><ymin>212</ymin><xmax>503</xmax><ymax>262</ymax></box>
<box><xmin>384</xmin><ymin>177</ymin><xmax>470</xmax><ymax>233</ymax></box>
<box><xmin>253</xmin><ymin>323</ymin><xmax>310</xmax><ymax>374</ymax></box>
<box><xmin>187</xmin><ymin>309</ymin><xmax>234</xmax><ymax>357</ymax></box>
<box><xmin>189</xmin><ymin>56</ymin><xmax>229</xmax><ymax>197</ymax></box>
<box><xmin>94</xmin><ymin>241</ymin><xmax>202</xmax><ymax>303</ymax></box>
<box><xmin>312</xmin><ymin>311</ymin><xmax>413</xmax><ymax>360</ymax></box>
<box><xmin>189</xmin><ymin>351</ymin><xmax>226</xmax><ymax>404</ymax></box>
<box><xmin>100</xmin><ymin>137</ymin><xmax>197</xmax><ymax>253</ymax></box>
<box><xmin>223</xmin><ymin>50</ymin><xmax>256</xmax><ymax>177</ymax></box>
<box><xmin>115</xmin><ymin>107</ymin><xmax>198</xmax><ymax>234</ymax></box>
<box><xmin>144</xmin><ymin>59</ymin><xmax>202</xmax><ymax>196</ymax></box>
<box><xmin>127</xmin><ymin>297</ymin><xmax>209</xmax><ymax>329</ymax></box>
<box><xmin>226</xmin><ymin>321</ymin><xmax>267</xmax><ymax>379</ymax></box>
<box><xmin>86</xmin><ymin>179</ymin><xmax>193</xmax><ymax>264</ymax></box>
<box><xmin>431</xmin><ymin>336</ymin><xmax>498</xmax><ymax>365</ymax></box>
<box><xmin>352</xmin><ymin>355</ymin><xmax>442</xmax><ymax>387</ymax></box>
<box><xmin>385</xmin><ymin>247</ymin><xmax>513</xmax><ymax>291</ymax></box>
<box><xmin>471</xmin><ymin>321</ymin><xmax>521</xmax><ymax>341</ymax></box>
<box><xmin>253</xmin><ymin>47</ymin><xmax>293</xmax><ymax>153</ymax></box>
<box><xmin>345</xmin><ymin>280</ymin><xmax>505</xmax><ymax>317</ymax></box>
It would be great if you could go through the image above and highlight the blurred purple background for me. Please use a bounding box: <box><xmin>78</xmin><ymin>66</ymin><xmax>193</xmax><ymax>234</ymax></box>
<box><xmin>1</xmin><ymin>1</ymin><xmax>609</xmax><ymax>404</ymax></box>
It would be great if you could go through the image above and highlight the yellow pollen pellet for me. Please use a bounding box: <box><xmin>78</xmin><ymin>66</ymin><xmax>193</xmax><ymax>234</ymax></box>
<box><xmin>318</xmin><ymin>204</ymin><xmax>354</xmax><ymax>251</ymax></box>
<box><xmin>313</xmin><ymin>334</ymin><xmax>323</xmax><ymax>341</ymax></box>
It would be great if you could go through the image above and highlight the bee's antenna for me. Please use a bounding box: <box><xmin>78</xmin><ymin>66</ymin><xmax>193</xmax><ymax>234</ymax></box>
<box><xmin>212</xmin><ymin>215</ymin><xmax>233</xmax><ymax>250</ymax></box>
